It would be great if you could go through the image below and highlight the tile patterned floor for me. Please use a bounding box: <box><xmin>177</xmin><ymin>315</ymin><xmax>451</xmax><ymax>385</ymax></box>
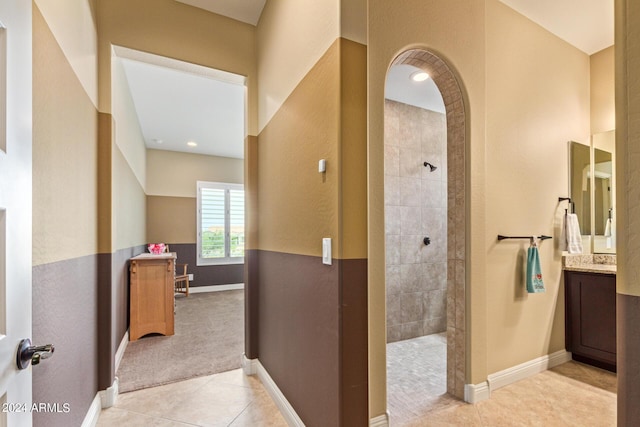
<box><xmin>387</xmin><ymin>333</ymin><xmax>617</xmax><ymax>426</ymax></box>
<box><xmin>387</xmin><ymin>333</ymin><xmax>458</xmax><ymax>425</ymax></box>
<box><xmin>97</xmin><ymin>369</ymin><xmax>287</xmax><ymax>427</ymax></box>
<box><xmin>99</xmin><ymin>339</ymin><xmax>617</xmax><ymax>426</ymax></box>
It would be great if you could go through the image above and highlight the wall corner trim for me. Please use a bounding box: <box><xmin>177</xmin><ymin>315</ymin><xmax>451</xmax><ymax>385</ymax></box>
<box><xmin>115</xmin><ymin>330</ymin><xmax>129</xmax><ymax>373</ymax></box>
<box><xmin>81</xmin><ymin>394</ymin><xmax>101</xmax><ymax>427</ymax></box>
<box><xmin>242</xmin><ymin>353</ymin><xmax>258</xmax><ymax>376</ymax></box>
<box><xmin>99</xmin><ymin>377</ymin><xmax>119</xmax><ymax>409</ymax></box>
<box><xmin>487</xmin><ymin>350</ymin><xmax>572</xmax><ymax>391</ymax></box>
<box><xmin>369</xmin><ymin>412</ymin><xmax>390</xmax><ymax>427</ymax></box>
<box><xmin>78</xmin><ymin>376</ymin><xmax>121</xmax><ymax>425</ymax></box>
<box><xmin>245</xmin><ymin>356</ymin><xmax>304</xmax><ymax>426</ymax></box>
<box><xmin>464</xmin><ymin>381</ymin><xmax>490</xmax><ymax>403</ymax></box>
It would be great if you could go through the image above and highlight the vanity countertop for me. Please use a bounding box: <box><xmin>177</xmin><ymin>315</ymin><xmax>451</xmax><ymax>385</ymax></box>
<box><xmin>563</xmin><ymin>263</ymin><xmax>617</xmax><ymax>274</ymax></box>
<box><xmin>563</xmin><ymin>254</ymin><xmax>616</xmax><ymax>275</ymax></box>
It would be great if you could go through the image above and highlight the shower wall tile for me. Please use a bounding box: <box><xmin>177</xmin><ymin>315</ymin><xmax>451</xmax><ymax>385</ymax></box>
<box><xmin>385</xmin><ymin>176</ymin><xmax>400</xmax><ymax>206</ymax></box>
<box><xmin>386</xmin><ymin>206</ymin><xmax>401</xmax><ymax>235</ymax></box>
<box><xmin>386</xmin><ymin>235</ymin><xmax>401</xmax><ymax>266</ymax></box>
<box><xmin>385</xmin><ymin>99</ymin><xmax>447</xmax><ymax>343</ymax></box>
<box><xmin>400</xmin><ymin>263</ymin><xmax>422</xmax><ymax>293</ymax></box>
<box><xmin>387</xmin><ymin>293</ymin><xmax>402</xmax><ymax>327</ymax></box>
<box><xmin>400</xmin><ymin>206</ymin><xmax>421</xmax><ymax>235</ymax></box>
<box><xmin>400</xmin><ymin>147</ymin><xmax>422</xmax><ymax>178</ymax></box>
<box><xmin>387</xmin><ymin>325</ymin><xmax>402</xmax><ymax>343</ymax></box>
<box><xmin>401</xmin><ymin>292</ymin><xmax>424</xmax><ymax>323</ymax></box>
<box><xmin>385</xmin><ymin>144</ymin><xmax>400</xmax><ymax>176</ymax></box>
<box><xmin>400</xmin><ymin>237</ymin><xmax>422</xmax><ymax>264</ymax></box>
<box><xmin>386</xmin><ymin>265</ymin><xmax>402</xmax><ymax>296</ymax></box>
<box><xmin>423</xmin><ymin>262</ymin><xmax>447</xmax><ymax>291</ymax></box>
<box><xmin>421</xmin><ymin>180</ymin><xmax>443</xmax><ymax>208</ymax></box>
<box><xmin>401</xmin><ymin>322</ymin><xmax>423</xmax><ymax>341</ymax></box>
<box><xmin>424</xmin><ymin>289</ymin><xmax>447</xmax><ymax>319</ymax></box>
<box><xmin>384</xmin><ymin>109</ymin><xmax>400</xmax><ymax>144</ymax></box>
<box><xmin>399</xmin><ymin>177</ymin><xmax>421</xmax><ymax>206</ymax></box>
<box><xmin>423</xmin><ymin>207</ymin><xmax>446</xmax><ymax>235</ymax></box>
<box><xmin>424</xmin><ymin>317</ymin><xmax>446</xmax><ymax>336</ymax></box>
<box><xmin>399</xmin><ymin>120</ymin><xmax>421</xmax><ymax>150</ymax></box>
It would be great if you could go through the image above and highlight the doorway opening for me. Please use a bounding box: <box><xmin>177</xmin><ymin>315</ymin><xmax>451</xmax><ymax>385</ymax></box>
<box><xmin>110</xmin><ymin>47</ymin><xmax>247</xmax><ymax>392</ymax></box>
<box><xmin>384</xmin><ymin>49</ymin><xmax>467</xmax><ymax>422</ymax></box>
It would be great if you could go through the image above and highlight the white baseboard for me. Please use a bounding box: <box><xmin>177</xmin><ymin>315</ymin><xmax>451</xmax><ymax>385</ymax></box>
<box><xmin>243</xmin><ymin>357</ymin><xmax>304</xmax><ymax>426</ymax></box>
<box><xmin>99</xmin><ymin>377</ymin><xmax>119</xmax><ymax>408</ymax></box>
<box><xmin>189</xmin><ymin>283</ymin><xmax>244</xmax><ymax>294</ymax></box>
<box><xmin>242</xmin><ymin>353</ymin><xmax>257</xmax><ymax>376</ymax></box>
<box><xmin>82</xmin><ymin>376</ymin><xmax>120</xmax><ymax>427</ymax></box>
<box><xmin>81</xmin><ymin>394</ymin><xmax>102</xmax><ymax>427</ymax></box>
<box><xmin>370</xmin><ymin>412</ymin><xmax>390</xmax><ymax>427</ymax></box>
<box><xmin>464</xmin><ymin>381</ymin><xmax>490</xmax><ymax>403</ymax></box>
<box><xmin>487</xmin><ymin>350</ymin><xmax>571</xmax><ymax>391</ymax></box>
<box><xmin>464</xmin><ymin>350</ymin><xmax>572</xmax><ymax>404</ymax></box>
<box><xmin>115</xmin><ymin>330</ymin><xmax>129</xmax><ymax>373</ymax></box>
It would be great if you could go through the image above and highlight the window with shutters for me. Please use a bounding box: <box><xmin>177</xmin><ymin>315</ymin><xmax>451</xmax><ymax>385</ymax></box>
<box><xmin>197</xmin><ymin>181</ymin><xmax>244</xmax><ymax>265</ymax></box>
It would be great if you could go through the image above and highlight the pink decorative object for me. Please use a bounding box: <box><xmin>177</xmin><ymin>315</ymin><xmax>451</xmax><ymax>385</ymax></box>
<box><xmin>148</xmin><ymin>243</ymin><xmax>166</xmax><ymax>255</ymax></box>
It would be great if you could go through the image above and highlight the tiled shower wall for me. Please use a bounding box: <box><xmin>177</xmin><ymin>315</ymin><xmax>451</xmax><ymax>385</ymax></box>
<box><xmin>385</xmin><ymin>99</ymin><xmax>447</xmax><ymax>343</ymax></box>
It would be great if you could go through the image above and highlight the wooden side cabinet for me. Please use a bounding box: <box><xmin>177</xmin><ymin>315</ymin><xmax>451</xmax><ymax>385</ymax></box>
<box><xmin>565</xmin><ymin>271</ymin><xmax>616</xmax><ymax>372</ymax></box>
<box><xmin>129</xmin><ymin>253</ymin><xmax>176</xmax><ymax>341</ymax></box>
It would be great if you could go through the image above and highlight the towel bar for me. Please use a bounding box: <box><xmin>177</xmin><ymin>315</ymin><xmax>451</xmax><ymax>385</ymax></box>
<box><xmin>497</xmin><ymin>235</ymin><xmax>552</xmax><ymax>241</ymax></box>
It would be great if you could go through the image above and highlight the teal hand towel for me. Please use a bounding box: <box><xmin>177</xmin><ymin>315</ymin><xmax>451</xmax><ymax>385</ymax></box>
<box><xmin>526</xmin><ymin>244</ymin><xmax>545</xmax><ymax>293</ymax></box>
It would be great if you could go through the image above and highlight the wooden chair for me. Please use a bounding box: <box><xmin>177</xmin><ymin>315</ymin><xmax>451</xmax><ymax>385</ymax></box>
<box><xmin>175</xmin><ymin>263</ymin><xmax>189</xmax><ymax>296</ymax></box>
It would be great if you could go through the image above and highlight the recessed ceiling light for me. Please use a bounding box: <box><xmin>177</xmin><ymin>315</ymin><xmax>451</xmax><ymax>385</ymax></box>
<box><xmin>152</xmin><ymin>138</ymin><xmax>163</xmax><ymax>144</ymax></box>
<box><xmin>411</xmin><ymin>71</ymin><xmax>430</xmax><ymax>82</ymax></box>
<box><xmin>187</xmin><ymin>141</ymin><xmax>197</xmax><ymax>147</ymax></box>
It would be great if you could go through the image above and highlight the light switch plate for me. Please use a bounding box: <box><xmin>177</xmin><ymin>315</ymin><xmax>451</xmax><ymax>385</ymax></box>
<box><xmin>322</xmin><ymin>238</ymin><xmax>332</xmax><ymax>265</ymax></box>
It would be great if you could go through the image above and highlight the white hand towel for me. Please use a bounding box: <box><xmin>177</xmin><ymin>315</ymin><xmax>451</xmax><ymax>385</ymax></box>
<box><xmin>605</xmin><ymin>218</ymin><xmax>612</xmax><ymax>237</ymax></box>
<box><xmin>564</xmin><ymin>213</ymin><xmax>583</xmax><ymax>254</ymax></box>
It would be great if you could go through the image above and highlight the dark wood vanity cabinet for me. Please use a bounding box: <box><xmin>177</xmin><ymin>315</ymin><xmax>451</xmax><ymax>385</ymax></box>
<box><xmin>565</xmin><ymin>271</ymin><xmax>616</xmax><ymax>372</ymax></box>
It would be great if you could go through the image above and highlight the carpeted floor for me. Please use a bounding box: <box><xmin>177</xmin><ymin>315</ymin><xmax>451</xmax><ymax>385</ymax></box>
<box><xmin>117</xmin><ymin>289</ymin><xmax>244</xmax><ymax>393</ymax></box>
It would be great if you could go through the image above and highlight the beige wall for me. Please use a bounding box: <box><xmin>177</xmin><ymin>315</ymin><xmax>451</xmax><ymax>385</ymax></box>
<box><xmin>591</xmin><ymin>46</ymin><xmax>615</xmax><ymax>135</ymax></box>
<box><xmin>258</xmin><ymin>40</ymin><xmax>340</xmax><ymax>257</ymax></box>
<box><xmin>146</xmin><ymin>149</ymin><xmax>244</xmax><ymax>198</ymax></box>
<box><xmin>113</xmin><ymin>146</ymin><xmax>146</xmax><ymax>250</ymax></box>
<box><xmin>339</xmin><ymin>39</ymin><xmax>368</xmax><ymax>260</ymax></box>
<box><xmin>616</xmin><ymin>0</ymin><xmax>640</xmax><ymax>297</ymax></box>
<box><xmin>34</xmin><ymin>0</ymin><xmax>98</xmax><ymax>106</ymax></box>
<box><xmin>96</xmin><ymin>0</ymin><xmax>257</xmax><ymax>136</ymax></box>
<box><xmin>368</xmin><ymin>0</ymin><xmax>487</xmax><ymax>415</ymax></box>
<box><xmin>33</xmin><ymin>4</ymin><xmax>98</xmax><ymax>266</ymax></box>
<box><xmin>147</xmin><ymin>196</ymin><xmax>196</xmax><ymax>244</ymax></box>
<box><xmin>146</xmin><ymin>150</ymin><xmax>243</xmax><ymax>245</ymax></box>
<box><xmin>341</xmin><ymin>0</ymin><xmax>367</xmax><ymax>45</ymax></box>
<box><xmin>484</xmin><ymin>0</ymin><xmax>590</xmax><ymax>374</ymax></box>
<box><xmin>112</xmin><ymin>56</ymin><xmax>147</xmax><ymax>189</ymax></box>
<box><xmin>369</xmin><ymin>0</ymin><xmax>593</xmax><ymax>416</ymax></box>
<box><xmin>257</xmin><ymin>0</ymin><xmax>340</xmax><ymax>132</ymax></box>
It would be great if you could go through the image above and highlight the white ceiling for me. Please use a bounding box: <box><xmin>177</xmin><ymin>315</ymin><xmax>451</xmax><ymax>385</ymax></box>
<box><xmin>121</xmin><ymin>1</ymin><xmax>613</xmax><ymax>159</ymax></box>
<box><xmin>174</xmin><ymin>0</ymin><xmax>266</xmax><ymax>25</ymax></box>
<box><xmin>119</xmin><ymin>54</ymin><xmax>246</xmax><ymax>159</ymax></box>
<box><xmin>499</xmin><ymin>0</ymin><xmax>613</xmax><ymax>55</ymax></box>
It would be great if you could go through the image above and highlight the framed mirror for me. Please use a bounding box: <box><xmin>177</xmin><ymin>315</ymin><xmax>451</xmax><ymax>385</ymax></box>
<box><xmin>569</xmin><ymin>130</ymin><xmax>615</xmax><ymax>254</ymax></box>
<box><xmin>592</xmin><ymin>130</ymin><xmax>615</xmax><ymax>254</ymax></box>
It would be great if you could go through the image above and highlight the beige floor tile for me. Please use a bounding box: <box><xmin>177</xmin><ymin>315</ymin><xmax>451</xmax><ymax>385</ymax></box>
<box><xmin>153</xmin><ymin>380</ymin><xmax>261</xmax><ymax>426</ymax></box>
<box><xmin>97</xmin><ymin>407</ymin><xmax>192</xmax><ymax>426</ymax></box>
<box><xmin>228</xmin><ymin>391</ymin><xmax>288</xmax><ymax>427</ymax></box>
<box><xmin>404</xmin><ymin>403</ymin><xmax>482</xmax><ymax>427</ymax></box>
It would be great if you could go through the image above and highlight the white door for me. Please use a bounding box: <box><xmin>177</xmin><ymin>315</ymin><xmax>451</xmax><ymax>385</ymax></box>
<box><xmin>0</xmin><ymin>0</ymin><xmax>33</xmax><ymax>426</ymax></box>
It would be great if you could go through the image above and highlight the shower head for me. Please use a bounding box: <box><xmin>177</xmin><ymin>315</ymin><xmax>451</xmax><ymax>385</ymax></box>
<box><xmin>423</xmin><ymin>162</ymin><xmax>437</xmax><ymax>172</ymax></box>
